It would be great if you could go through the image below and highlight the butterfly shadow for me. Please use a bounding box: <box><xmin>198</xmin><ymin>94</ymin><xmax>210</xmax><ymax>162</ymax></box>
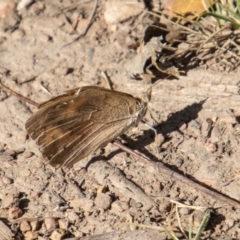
<box><xmin>123</xmin><ymin>99</ymin><xmax>206</xmax><ymax>152</ymax></box>
<box><xmin>86</xmin><ymin>99</ymin><xmax>206</xmax><ymax>174</ymax></box>
<box><xmin>115</xmin><ymin>98</ymin><xmax>207</xmax><ymax>172</ymax></box>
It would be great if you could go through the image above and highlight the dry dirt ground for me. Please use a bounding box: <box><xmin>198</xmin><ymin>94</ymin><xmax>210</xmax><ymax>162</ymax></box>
<box><xmin>1</xmin><ymin>0</ymin><xmax>240</xmax><ymax>239</ymax></box>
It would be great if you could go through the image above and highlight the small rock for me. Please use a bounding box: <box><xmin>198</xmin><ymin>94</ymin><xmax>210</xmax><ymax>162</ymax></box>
<box><xmin>188</xmin><ymin>120</ymin><xmax>201</xmax><ymax>136</ymax></box>
<box><xmin>178</xmin><ymin>122</ymin><xmax>187</xmax><ymax>131</ymax></box>
<box><xmin>152</xmin><ymin>181</ymin><xmax>162</xmax><ymax>193</ymax></box>
<box><xmin>201</xmin><ymin>118</ymin><xmax>213</xmax><ymax>137</ymax></box>
<box><xmin>133</xmin><ymin>202</ymin><xmax>142</xmax><ymax>208</ymax></box>
<box><xmin>18</xmin><ymin>130</ymin><xmax>28</xmax><ymax>142</ymax></box>
<box><xmin>210</xmin><ymin>126</ymin><xmax>221</xmax><ymax>143</ymax></box>
<box><xmin>23</xmin><ymin>151</ymin><xmax>33</xmax><ymax>158</ymax></box>
<box><xmin>20</xmin><ymin>220</ymin><xmax>31</xmax><ymax>233</ymax></box>
<box><xmin>38</xmin><ymin>33</ymin><xmax>50</xmax><ymax>44</ymax></box>
<box><xmin>104</xmin><ymin>1</ymin><xmax>144</xmax><ymax>25</ymax></box>
<box><xmin>169</xmin><ymin>188</ymin><xmax>179</xmax><ymax>198</ymax></box>
<box><xmin>179</xmin><ymin>208</ymin><xmax>189</xmax><ymax>215</ymax></box>
<box><xmin>73</xmin><ymin>230</ymin><xmax>84</xmax><ymax>237</ymax></box>
<box><xmin>28</xmin><ymin>1</ymin><xmax>45</xmax><ymax>15</ymax></box>
<box><xmin>2</xmin><ymin>176</ymin><xmax>13</xmax><ymax>184</ymax></box>
<box><xmin>30</xmin><ymin>191</ymin><xmax>39</xmax><ymax>198</ymax></box>
<box><xmin>30</xmin><ymin>220</ymin><xmax>40</xmax><ymax>231</ymax></box>
<box><xmin>50</xmin><ymin>229</ymin><xmax>65</xmax><ymax>240</ymax></box>
<box><xmin>176</xmin><ymin>158</ymin><xmax>184</xmax><ymax>167</ymax></box>
<box><xmin>94</xmin><ymin>193</ymin><xmax>112</xmax><ymax>210</ymax></box>
<box><xmin>17</xmin><ymin>0</ymin><xmax>33</xmax><ymax>10</ymax></box>
<box><xmin>38</xmin><ymin>237</ymin><xmax>47</xmax><ymax>240</ymax></box>
<box><xmin>69</xmin><ymin>198</ymin><xmax>94</xmax><ymax>211</ymax></box>
<box><xmin>44</xmin><ymin>217</ymin><xmax>57</xmax><ymax>231</ymax></box>
<box><xmin>66</xmin><ymin>211</ymin><xmax>79</xmax><ymax>223</ymax></box>
<box><xmin>122</xmin><ymin>202</ymin><xmax>130</xmax><ymax>211</ymax></box>
<box><xmin>58</xmin><ymin>219</ymin><xmax>68</xmax><ymax>230</ymax></box>
<box><xmin>22</xmin><ymin>169</ymin><xmax>31</xmax><ymax>177</ymax></box>
<box><xmin>24</xmin><ymin>231</ymin><xmax>37</xmax><ymax>239</ymax></box>
<box><xmin>155</xmin><ymin>133</ymin><xmax>165</xmax><ymax>146</ymax></box>
<box><xmin>8</xmin><ymin>206</ymin><xmax>23</xmax><ymax>219</ymax></box>
<box><xmin>204</xmin><ymin>142</ymin><xmax>217</xmax><ymax>153</ymax></box>
<box><xmin>54</xmin><ymin>67</ymin><xmax>71</xmax><ymax>77</ymax></box>
<box><xmin>111</xmin><ymin>201</ymin><xmax>123</xmax><ymax>213</ymax></box>
<box><xmin>82</xmin><ymin>200</ymin><xmax>94</xmax><ymax>212</ymax></box>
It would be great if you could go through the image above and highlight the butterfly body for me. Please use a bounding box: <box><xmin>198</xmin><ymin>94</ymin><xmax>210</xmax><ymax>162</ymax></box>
<box><xmin>26</xmin><ymin>86</ymin><xmax>150</xmax><ymax>168</ymax></box>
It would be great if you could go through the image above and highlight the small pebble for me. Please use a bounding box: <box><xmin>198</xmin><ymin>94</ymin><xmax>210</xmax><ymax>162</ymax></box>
<box><xmin>210</xmin><ymin>126</ymin><xmax>221</xmax><ymax>143</ymax></box>
<box><xmin>18</xmin><ymin>130</ymin><xmax>28</xmax><ymax>142</ymax></box>
<box><xmin>94</xmin><ymin>193</ymin><xmax>112</xmax><ymax>210</ymax></box>
<box><xmin>23</xmin><ymin>151</ymin><xmax>33</xmax><ymax>158</ymax></box>
<box><xmin>155</xmin><ymin>133</ymin><xmax>165</xmax><ymax>146</ymax></box>
<box><xmin>82</xmin><ymin>200</ymin><xmax>94</xmax><ymax>212</ymax></box>
<box><xmin>69</xmin><ymin>199</ymin><xmax>93</xmax><ymax>211</ymax></box>
<box><xmin>2</xmin><ymin>176</ymin><xmax>13</xmax><ymax>184</ymax></box>
<box><xmin>119</xmin><ymin>201</ymin><xmax>129</xmax><ymax>211</ymax></box>
<box><xmin>133</xmin><ymin>202</ymin><xmax>143</xmax><ymax>208</ymax></box>
<box><xmin>44</xmin><ymin>217</ymin><xmax>57</xmax><ymax>231</ymax></box>
<box><xmin>58</xmin><ymin>219</ymin><xmax>68</xmax><ymax>230</ymax></box>
<box><xmin>17</xmin><ymin>0</ymin><xmax>34</xmax><ymax>10</ymax></box>
<box><xmin>24</xmin><ymin>231</ymin><xmax>37</xmax><ymax>239</ymax></box>
<box><xmin>20</xmin><ymin>220</ymin><xmax>31</xmax><ymax>232</ymax></box>
<box><xmin>30</xmin><ymin>220</ymin><xmax>40</xmax><ymax>231</ymax></box>
<box><xmin>176</xmin><ymin>158</ymin><xmax>184</xmax><ymax>167</ymax></box>
<box><xmin>111</xmin><ymin>201</ymin><xmax>123</xmax><ymax>213</ymax></box>
<box><xmin>169</xmin><ymin>188</ymin><xmax>179</xmax><ymax>198</ymax></box>
<box><xmin>22</xmin><ymin>169</ymin><xmax>31</xmax><ymax>177</ymax></box>
<box><xmin>178</xmin><ymin>122</ymin><xmax>187</xmax><ymax>131</ymax></box>
<box><xmin>28</xmin><ymin>1</ymin><xmax>45</xmax><ymax>15</ymax></box>
<box><xmin>204</xmin><ymin>142</ymin><xmax>217</xmax><ymax>153</ymax></box>
<box><xmin>50</xmin><ymin>229</ymin><xmax>65</xmax><ymax>240</ymax></box>
<box><xmin>67</xmin><ymin>211</ymin><xmax>79</xmax><ymax>222</ymax></box>
<box><xmin>179</xmin><ymin>207</ymin><xmax>189</xmax><ymax>215</ymax></box>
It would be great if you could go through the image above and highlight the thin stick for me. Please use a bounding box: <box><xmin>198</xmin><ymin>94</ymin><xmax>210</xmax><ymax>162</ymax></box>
<box><xmin>60</xmin><ymin>0</ymin><xmax>98</xmax><ymax>50</ymax></box>
<box><xmin>0</xmin><ymin>83</ymin><xmax>39</xmax><ymax>107</ymax></box>
<box><xmin>113</xmin><ymin>141</ymin><xmax>240</xmax><ymax>209</ymax></box>
<box><xmin>2</xmin><ymin>84</ymin><xmax>240</xmax><ymax>209</ymax></box>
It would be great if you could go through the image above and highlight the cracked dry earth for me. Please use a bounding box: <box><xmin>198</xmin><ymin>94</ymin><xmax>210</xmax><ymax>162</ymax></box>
<box><xmin>1</xmin><ymin>1</ymin><xmax>240</xmax><ymax>239</ymax></box>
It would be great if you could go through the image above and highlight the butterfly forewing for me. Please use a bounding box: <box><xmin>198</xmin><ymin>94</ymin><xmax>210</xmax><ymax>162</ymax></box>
<box><xmin>25</xmin><ymin>86</ymin><xmax>148</xmax><ymax>168</ymax></box>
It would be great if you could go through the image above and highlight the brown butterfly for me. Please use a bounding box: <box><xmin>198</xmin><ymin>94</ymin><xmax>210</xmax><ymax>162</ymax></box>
<box><xmin>25</xmin><ymin>86</ymin><xmax>151</xmax><ymax>168</ymax></box>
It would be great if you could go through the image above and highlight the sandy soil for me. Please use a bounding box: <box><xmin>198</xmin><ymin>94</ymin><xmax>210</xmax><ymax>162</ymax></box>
<box><xmin>1</xmin><ymin>0</ymin><xmax>240</xmax><ymax>239</ymax></box>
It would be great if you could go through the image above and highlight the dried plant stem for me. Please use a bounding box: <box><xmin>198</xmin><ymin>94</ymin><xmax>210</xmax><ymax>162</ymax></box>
<box><xmin>60</xmin><ymin>0</ymin><xmax>98</xmax><ymax>50</ymax></box>
<box><xmin>113</xmin><ymin>141</ymin><xmax>240</xmax><ymax>209</ymax></box>
<box><xmin>0</xmin><ymin>83</ymin><xmax>39</xmax><ymax>107</ymax></box>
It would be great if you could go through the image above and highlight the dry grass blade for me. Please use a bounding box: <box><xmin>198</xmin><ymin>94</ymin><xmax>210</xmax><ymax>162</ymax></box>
<box><xmin>145</xmin><ymin>8</ymin><xmax>240</xmax><ymax>71</ymax></box>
